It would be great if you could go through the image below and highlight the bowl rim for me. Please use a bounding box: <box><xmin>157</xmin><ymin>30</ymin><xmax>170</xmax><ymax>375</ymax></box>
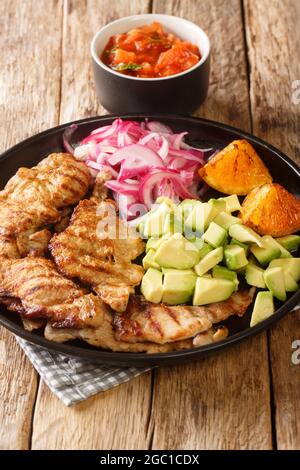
<box><xmin>90</xmin><ymin>13</ymin><xmax>211</xmax><ymax>82</ymax></box>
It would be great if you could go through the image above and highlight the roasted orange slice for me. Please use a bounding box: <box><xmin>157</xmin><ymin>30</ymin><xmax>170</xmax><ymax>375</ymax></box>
<box><xmin>240</xmin><ymin>183</ymin><xmax>300</xmax><ymax>236</ymax></box>
<box><xmin>199</xmin><ymin>140</ymin><xmax>272</xmax><ymax>195</ymax></box>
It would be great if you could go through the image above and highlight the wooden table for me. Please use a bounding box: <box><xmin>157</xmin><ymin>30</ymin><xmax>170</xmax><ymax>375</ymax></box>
<box><xmin>0</xmin><ymin>0</ymin><xmax>299</xmax><ymax>451</ymax></box>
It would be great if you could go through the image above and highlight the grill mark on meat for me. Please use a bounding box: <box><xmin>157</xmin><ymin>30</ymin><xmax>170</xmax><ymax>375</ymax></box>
<box><xmin>114</xmin><ymin>290</ymin><xmax>255</xmax><ymax>344</ymax></box>
<box><xmin>163</xmin><ymin>305</ymin><xmax>181</xmax><ymax>325</ymax></box>
<box><xmin>22</xmin><ymin>282</ymin><xmax>80</xmax><ymax>299</ymax></box>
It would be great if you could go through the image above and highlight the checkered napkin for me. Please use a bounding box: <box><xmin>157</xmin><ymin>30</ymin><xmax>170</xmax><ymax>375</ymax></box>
<box><xmin>15</xmin><ymin>337</ymin><xmax>151</xmax><ymax>406</ymax></box>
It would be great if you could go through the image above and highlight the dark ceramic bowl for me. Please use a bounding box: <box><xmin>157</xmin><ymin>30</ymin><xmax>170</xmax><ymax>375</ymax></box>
<box><xmin>91</xmin><ymin>14</ymin><xmax>211</xmax><ymax>114</ymax></box>
<box><xmin>0</xmin><ymin>114</ymin><xmax>299</xmax><ymax>367</ymax></box>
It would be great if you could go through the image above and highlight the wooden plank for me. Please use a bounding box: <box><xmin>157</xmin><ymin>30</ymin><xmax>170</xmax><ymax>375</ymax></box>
<box><xmin>0</xmin><ymin>0</ymin><xmax>63</xmax><ymax>449</ymax></box>
<box><xmin>31</xmin><ymin>0</ymin><xmax>153</xmax><ymax>450</ymax></box>
<box><xmin>32</xmin><ymin>372</ymin><xmax>152</xmax><ymax>450</ymax></box>
<box><xmin>59</xmin><ymin>0</ymin><xmax>151</xmax><ymax>122</ymax></box>
<box><xmin>244</xmin><ymin>0</ymin><xmax>300</xmax><ymax>450</ymax></box>
<box><xmin>149</xmin><ymin>0</ymin><xmax>272</xmax><ymax>450</ymax></box>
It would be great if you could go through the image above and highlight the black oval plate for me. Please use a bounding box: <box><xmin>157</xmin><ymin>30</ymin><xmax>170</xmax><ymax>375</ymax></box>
<box><xmin>0</xmin><ymin>114</ymin><xmax>299</xmax><ymax>366</ymax></box>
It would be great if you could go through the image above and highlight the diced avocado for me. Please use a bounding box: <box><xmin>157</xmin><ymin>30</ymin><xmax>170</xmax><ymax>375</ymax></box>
<box><xmin>250</xmin><ymin>236</ymin><xmax>281</xmax><ymax>266</ymax></box>
<box><xmin>212</xmin><ymin>265</ymin><xmax>239</xmax><ymax>290</ymax></box>
<box><xmin>208</xmin><ymin>198</ymin><xmax>226</xmax><ymax>217</ymax></box>
<box><xmin>262</xmin><ymin>235</ymin><xmax>291</xmax><ymax>259</ymax></box>
<box><xmin>284</xmin><ymin>271</ymin><xmax>298</xmax><ymax>292</ymax></box>
<box><xmin>245</xmin><ymin>264</ymin><xmax>266</xmax><ymax>289</ymax></box>
<box><xmin>202</xmin><ymin>273</ymin><xmax>212</xmax><ymax>279</ymax></box>
<box><xmin>230</xmin><ymin>238</ymin><xmax>249</xmax><ymax>255</ymax></box>
<box><xmin>203</xmin><ymin>222</ymin><xmax>227</xmax><ymax>248</ymax></box>
<box><xmin>162</xmin><ymin>270</ymin><xmax>196</xmax><ymax>305</ymax></box>
<box><xmin>276</xmin><ymin>235</ymin><xmax>300</xmax><ymax>253</ymax></box>
<box><xmin>179</xmin><ymin>199</ymin><xmax>200</xmax><ymax>220</ymax></box>
<box><xmin>162</xmin><ymin>212</ymin><xmax>182</xmax><ymax>235</ymax></box>
<box><xmin>220</xmin><ymin>195</ymin><xmax>242</xmax><ymax>213</ymax></box>
<box><xmin>146</xmin><ymin>234</ymin><xmax>170</xmax><ymax>252</ymax></box>
<box><xmin>146</xmin><ymin>238</ymin><xmax>158</xmax><ymax>252</ymax></box>
<box><xmin>141</xmin><ymin>268</ymin><xmax>163</xmax><ymax>303</ymax></box>
<box><xmin>143</xmin><ymin>249</ymin><xmax>160</xmax><ymax>270</ymax></box>
<box><xmin>185</xmin><ymin>202</ymin><xmax>215</xmax><ymax>234</ymax></box>
<box><xmin>194</xmin><ymin>247</ymin><xmax>223</xmax><ymax>276</ymax></box>
<box><xmin>193</xmin><ymin>277</ymin><xmax>235</xmax><ymax>305</ymax></box>
<box><xmin>143</xmin><ymin>202</ymin><xmax>172</xmax><ymax>238</ymax></box>
<box><xmin>189</xmin><ymin>237</ymin><xmax>205</xmax><ymax>251</ymax></box>
<box><xmin>263</xmin><ymin>267</ymin><xmax>287</xmax><ymax>301</ymax></box>
<box><xmin>154</xmin><ymin>233</ymin><xmax>200</xmax><ymax>269</ymax></box>
<box><xmin>269</xmin><ymin>258</ymin><xmax>300</xmax><ymax>282</ymax></box>
<box><xmin>161</xmin><ymin>268</ymin><xmax>195</xmax><ymax>275</ymax></box>
<box><xmin>224</xmin><ymin>245</ymin><xmax>248</xmax><ymax>271</ymax></box>
<box><xmin>137</xmin><ymin>214</ymin><xmax>148</xmax><ymax>236</ymax></box>
<box><xmin>250</xmin><ymin>291</ymin><xmax>274</xmax><ymax>327</ymax></box>
<box><xmin>189</xmin><ymin>237</ymin><xmax>215</xmax><ymax>259</ymax></box>
<box><xmin>229</xmin><ymin>224</ymin><xmax>263</xmax><ymax>247</ymax></box>
<box><xmin>214</xmin><ymin>211</ymin><xmax>242</xmax><ymax>230</ymax></box>
<box><xmin>155</xmin><ymin>196</ymin><xmax>175</xmax><ymax>207</ymax></box>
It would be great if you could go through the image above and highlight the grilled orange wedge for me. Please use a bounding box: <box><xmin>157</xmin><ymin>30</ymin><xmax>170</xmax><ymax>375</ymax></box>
<box><xmin>199</xmin><ymin>140</ymin><xmax>272</xmax><ymax>195</ymax></box>
<box><xmin>240</xmin><ymin>183</ymin><xmax>300</xmax><ymax>236</ymax></box>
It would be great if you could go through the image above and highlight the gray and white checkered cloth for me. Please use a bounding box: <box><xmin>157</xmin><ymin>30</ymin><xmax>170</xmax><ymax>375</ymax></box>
<box><xmin>16</xmin><ymin>337</ymin><xmax>150</xmax><ymax>406</ymax></box>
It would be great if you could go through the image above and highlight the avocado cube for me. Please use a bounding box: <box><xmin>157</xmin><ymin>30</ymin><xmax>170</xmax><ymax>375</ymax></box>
<box><xmin>146</xmin><ymin>238</ymin><xmax>158</xmax><ymax>252</ymax></box>
<box><xmin>185</xmin><ymin>202</ymin><xmax>215</xmax><ymax>234</ymax></box>
<box><xmin>284</xmin><ymin>272</ymin><xmax>298</xmax><ymax>292</ymax></box>
<box><xmin>269</xmin><ymin>258</ymin><xmax>300</xmax><ymax>282</ymax></box>
<box><xmin>276</xmin><ymin>235</ymin><xmax>300</xmax><ymax>253</ymax></box>
<box><xmin>162</xmin><ymin>212</ymin><xmax>182</xmax><ymax>235</ymax></box>
<box><xmin>155</xmin><ymin>196</ymin><xmax>176</xmax><ymax>207</ymax></box>
<box><xmin>263</xmin><ymin>266</ymin><xmax>287</xmax><ymax>302</ymax></box>
<box><xmin>262</xmin><ymin>235</ymin><xmax>291</xmax><ymax>259</ymax></box>
<box><xmin>250</xmin><ymin>236</ymin><xmax>282</xmax><ymax>266</ymax></box>
<box><xmin>193</xmin><ymin>277</ymin><xmax>235</xmax><ymax>305</ymax></box>
<box><xmin>154</xmin><ymin>233</ymin><xmax>200</xmax><ymax>269</ymax></box>
<box><xmin>143</xmin><ymin>250</ymin><xmax>160</xmax><ymax>270</ymax></box>
<box><xmin>214</xmin><ymin>211</ymin><xmax>242</xmax><ymax>230</ymax></box>
<box><xmin>220</xmin><ymin>195</ymin><xmax>242</xmax><ymax>213</ymax></box>
<box><xmin>141</xmin><ymin>268</ymin><xmax>163</xmax><ymax>304</ymax></box>
<box><xmin>245</xmin><ymin>264</ymin><xmax>266</xmax><ymax>289</ymax></box>
<box><xmin>229</xmin><ymin>224</ymin><xmax>263</xmax><ymax>247</ymax></box>
<box><xmin>230</xmin><ymin>238</ymin><xmax>249</xmax><ymax>255</ymax></box>
<box><xmin>143</xmin><ymin>202</ymin><xmax>172</xmax><ymax>238</ymax></box>
<box><xmin>250</xmin><ymin>291</ymin><xmax>274</xmax><ymax>327</ymax></box>
<box><xmin>208</xmin><ymin>198</ymin><xmax>226</xmax><ymax>217</ymax></box>
<box><xmin>224</xmin><ymin>245</ymin><xmax>248</xmax><ymax>270</ymax></box>
<box><xmin>212</xmin><ymin>265</ymin><xmax>239</xmax><ymax>290</ymax></box>
<box><xmin>194</xmin><ymin>247</ymin><xmax>223</xmax><ymax>276</ymax></box>
<box><xmin>198</xmin><ymin>242</ymin><xmax>214</xmax><ymax>260</ymax></box>
<box><xmin>179</xmin><ymin>199</ymin><xmax>200</xmax><ymax>220</ymax></box>
<box><xmin>162</xmin><ymin>270</ymin><xmax>196</xmax><ymax>305</ymax></box>
<box><xmin>203</xmin><ymin>222</ymin><xmax>227</xmax><ymax>248</ymax></box>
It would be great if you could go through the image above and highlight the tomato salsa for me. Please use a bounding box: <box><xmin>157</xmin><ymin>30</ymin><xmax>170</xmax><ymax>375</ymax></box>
<box><xmin>101</xmin><ymin>22</ymin><xmax>201</xmax><ymax>78</ymax></box>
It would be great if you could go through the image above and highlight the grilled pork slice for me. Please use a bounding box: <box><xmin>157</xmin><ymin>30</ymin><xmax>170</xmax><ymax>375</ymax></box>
<box><xmin>44</xmin><ymin>313</ymin><xmax>230</xmax><ymax>353</ymax></box>
<box><xmin>44</xmin><ymin>310</ymin><xmax>194</xmax><ymax>353</ymax></box>
<box><xmin>50</xmin><ymin>199</ymin><xmax>145</xmax><ymax>312</ymax></box>
<box><xmin>114</xmin><ymin>290</ymin><xmax>255</xmax><ymax>344</ymax></box>
<box><xmin>0</xmin><ymin>153</ymin><xmax>90</xmax><ymax>258</ymax></box>
<box><xmin>0</xmin><ymin>257</ymin><xmax>107</xmax><ymax>328</ymax></box>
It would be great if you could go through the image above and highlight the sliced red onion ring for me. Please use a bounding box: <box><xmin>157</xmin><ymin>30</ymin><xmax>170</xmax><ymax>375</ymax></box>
<box><xmin>105</xmin><ymin>180</ymin><xmax>140</xmax><ymax>196</ymax></box>
<box><xmin>157</xmin><ymin>136</ymin><xmax>169</xmax><ymax>159</ymax></box>
<box><xmin>108</xmin><ymin>144</ymin><xmax>163</xmax><ymax>167</ymax></box>
<box><xmin>146</xmin><ymin>121</ymin><xmax>172</xmax><ymax>134</ymax></box>
<box><xmin>139</xmin><ymin>170</ymin><xmax>198</xmax><ymax>209</ymax></box>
